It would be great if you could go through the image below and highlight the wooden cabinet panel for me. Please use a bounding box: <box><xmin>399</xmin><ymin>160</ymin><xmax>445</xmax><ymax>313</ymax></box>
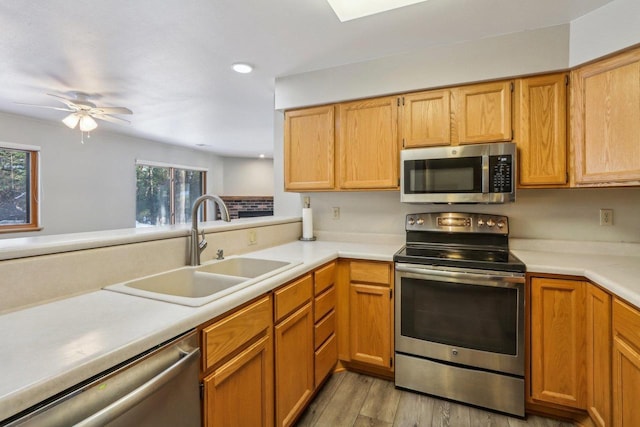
<box><xmin>314</xmin><ymin>261</ymin><xmax>336</xmax><ymax>295</ymax></box>
<box><xmin>571</xmin><ymin>47</ymin><xmax>640</xmax><ymax>186</ymax></box>
<box><xmin>454</xmin><ymin>81</ymin><xmax>512</xmax><ymax>144</ymax></box>
<box><xmin>515</xmin><ymin>73</ymin><xmax>568</xmax><ymax>186</ymax></box>
<box><xmin>275</xmin><ymin>302</ymin><xmax>314</xmax><ymax>427</ymax></box>
<box><xmin>284</xmin><ymin>106</ymin><xmax>335</xmax><ymax>191</ymax></box>
<box><xmin>612</xmin><ymin>298</ymin><xmax>640</xmax><ymax>427</ymax></box>
<box><xmin>400</xmin><ymin>89</ymin><xmax>451</xmax><ymax>148</ymax></box>
<box><xmin>314</xmin><ymin>285</ymin><xmax>335</xmax><ymax>322</ymax></box>
<box><xmin>274</xmin><ymin>274</ymin><xmax>313</xmax><ymax>323</ymax></box>
<box><xmin>337</xmin><ymin>97</ymin><xmax>399</xmax><ymax>189</ymax></box>
<box><xmin>586</xmin><ymin>284</ymin><xmax>611</xmax><ymax>427</ymax></box>
<box><xmin>530</xmin><ymin>277</ymin><xmax>586</xmax><ymax>409</ymax></box>
<box><xmin>203</xmin><ymin>334</ymin><xmax>274</xmax><ymax>427</ymax></box>
<box><xmin>315</xmin><ymin>333</ymin><xmax>337</xmax><ymax>386</ymax></box>
<box><xmin>202</xmin><ymin>295</ymin><xmax>272</xmax><ymax>371</ymax></box>
<box><xmin>314</xmin><ymin>309</ymin><xmax>335</xmax><ymax>349</ymax></box>
<box><xmin>349</xmin><ymin>283</ymin><xmax>392</xmax><ymax>368</ymax></box>
<box><xmin>350</xmin><ymin>260</ymin><xmax>390</xmax><ymax>285</ymax></box>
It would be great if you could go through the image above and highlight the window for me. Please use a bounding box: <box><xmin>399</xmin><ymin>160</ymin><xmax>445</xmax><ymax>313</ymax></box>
<box><xmin>135</xmin><ymin>161</ymin><xmax>206</xmax><ymax>227</ymax></box>
<box><xmin>0</xmin><ymin>143</ymin><xmax>40</xmax><ymax>233</ymax></box>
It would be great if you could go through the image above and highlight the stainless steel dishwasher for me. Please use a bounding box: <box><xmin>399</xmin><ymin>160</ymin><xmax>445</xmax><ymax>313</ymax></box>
<box><xmin>2</xmin><ymin>330</ymin><xmax>200</xmax><ymax>427</ymax></box>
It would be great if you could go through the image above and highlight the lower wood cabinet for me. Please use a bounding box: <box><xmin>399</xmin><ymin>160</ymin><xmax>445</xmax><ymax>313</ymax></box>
<box><xmin>341</xmin><ymin>260</ymin><xmax>394</xmax><ymax>372</ymax></box>
<box><xmin>586</xmin><ymin>284</ymin><xmax>611</xmax><ymax>427</ymax></box>
<box><xmin>530</xmin><ymin>276</ymin><xmax>587</xmax><ymax>409</ymax></box>
<box><xmin>274</xmin><ymin>275</ymin><xmax>314</xmax><ymax>427</ymax></box>
<box><xmin>201</xmin><ymin>295</ymin><xmax>274</xmax><ymax>427</ymax></box>
<box><xmin>612</xmin><ymin>298</ymin><xmax>640</xmax><ymax>427</ymax></box>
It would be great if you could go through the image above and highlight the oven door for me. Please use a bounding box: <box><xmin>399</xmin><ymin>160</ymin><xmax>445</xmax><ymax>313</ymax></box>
<box><xmin>395</xmin><ymin>263</ymin><xmax>525</xmax><ymax>376</ymax></box>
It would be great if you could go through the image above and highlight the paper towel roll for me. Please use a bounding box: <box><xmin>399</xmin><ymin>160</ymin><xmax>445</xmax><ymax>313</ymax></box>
<box><xmin>302</xmin><ymin>207</ymin><xmax>314</xmax><ymax>239</ymax></box>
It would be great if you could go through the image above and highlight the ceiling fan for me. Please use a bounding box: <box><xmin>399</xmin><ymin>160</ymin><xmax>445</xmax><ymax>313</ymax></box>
<box><xmin>17</xmin><ymin>92</ymin><xmax>133</xmax><ymax>142</ymax></box>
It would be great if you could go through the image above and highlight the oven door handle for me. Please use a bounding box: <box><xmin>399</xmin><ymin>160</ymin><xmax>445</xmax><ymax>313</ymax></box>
<box><xmin>395</xmin><ymin>263</ymin><xmax>524</xmax><ymax>285</ymax></box>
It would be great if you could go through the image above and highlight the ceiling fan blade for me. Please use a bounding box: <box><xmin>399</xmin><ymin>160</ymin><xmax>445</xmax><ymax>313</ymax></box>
<box><xmin>92</xmin><ymin>113</ymin><xmax>131</xmax><ymax>125</ymax></box>
<box><xmin>91</xmin><ymin>106</ymin><xmax>133</xmax><ymax>115</ymax></box>
<box><xmin>47</xmin><ymin>93</ymin><xmax>80</xmax><ymax>110</ymax></box>
<box><xmin>14</xmin><ymin>102</ymin><xmax>73</xmax><ymax>112</ymax></box>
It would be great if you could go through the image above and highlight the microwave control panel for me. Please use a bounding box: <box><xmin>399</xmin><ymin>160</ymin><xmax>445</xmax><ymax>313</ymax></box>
<box><xmin>489</xmin><ymin>155</ymin><xmax>513</xmax><ymax>193</ymax></box>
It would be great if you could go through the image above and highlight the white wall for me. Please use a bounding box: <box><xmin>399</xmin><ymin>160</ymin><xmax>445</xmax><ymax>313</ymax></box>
<box><xmin>304</xmin><ymin>188</ymin><xmax>640</xmax><ymax>243</ymax></box>
<box><xmin>570</xmin><ymin>0</ymin><xmax>640</xmax><ymax>66</ymax></box>
<box><xmin>221</xmin><ymin>156</ymin><xmax>274</xmax><ymax>196</ymax></box>
<box><xmin>0</xmin><ymin>111</ymin><xmax>224</xmax><ymax>238</ymax></box>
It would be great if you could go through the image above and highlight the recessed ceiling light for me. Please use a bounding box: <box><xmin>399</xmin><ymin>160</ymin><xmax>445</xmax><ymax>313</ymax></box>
<box><xmin>259</xmin><ymin>154</ymin><xmax>265</xmax><ymax>158</ymax></box>
<box><xmin>232</xmin><ymin>63</ymin><xmax>253</xmax><ymax>74</ymax></box>
<box><xmin>326</xmin><ymin>0</ymin><xmax>428</xmax><ymax>22</ymax></box>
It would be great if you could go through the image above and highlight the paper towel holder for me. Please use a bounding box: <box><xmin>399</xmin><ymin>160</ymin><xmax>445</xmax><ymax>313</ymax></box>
<box><xmin>299</xmin><ymin>236</ymin><xmax>317</xmax><ymax>241</ymax></box>
<box><xmin>300</xmin><ymin>196</ymin><xmax>316</xmax><ymax>241</ymax></box>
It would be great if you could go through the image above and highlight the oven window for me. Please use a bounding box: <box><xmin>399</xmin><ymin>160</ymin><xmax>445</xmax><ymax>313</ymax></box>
<box><xmin>404</xmin><ymin>157</ymin><xmax>482</xmax><ymax>194</ymax></box>
<box><xmin>400</xmin><ymin>277</ymin><xmax>518</xmax><ymax>355</ymax></box>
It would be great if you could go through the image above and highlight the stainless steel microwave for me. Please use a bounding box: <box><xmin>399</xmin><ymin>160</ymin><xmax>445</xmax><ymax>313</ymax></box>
<box><xmin>400</xmin><ymin>142</ymin><xmax>516</xmax><ymax>204</ymax></box>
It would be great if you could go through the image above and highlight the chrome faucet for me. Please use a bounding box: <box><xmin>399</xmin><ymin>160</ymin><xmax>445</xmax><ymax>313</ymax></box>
<box><xmin>190</xmin><ymin>194</ymin><xmax>231</xmax><ymax>266</ymax></box>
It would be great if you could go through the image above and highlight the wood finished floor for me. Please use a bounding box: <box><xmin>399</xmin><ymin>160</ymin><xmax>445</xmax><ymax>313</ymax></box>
<box><xmin>296</xmin><ymin>371</ymin><xmax>574</xmax><ymax>427</ymax></box>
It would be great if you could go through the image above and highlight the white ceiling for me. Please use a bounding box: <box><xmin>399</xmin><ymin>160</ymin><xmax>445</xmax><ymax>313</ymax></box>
<box><xmin>0</xmin><ymin>0</ymin><xmax>612</xmax><ymax>158</ymax></box>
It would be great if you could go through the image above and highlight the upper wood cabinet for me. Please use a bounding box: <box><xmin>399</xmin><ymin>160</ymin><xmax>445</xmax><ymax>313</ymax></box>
<box><xmin>514</xmin><ymin>73</ymin><xmax>568</xmax><ymax>187</ymax></box>
<box><xmin>399</xmin><ymin>89</ymin><xmax>451</xmax><ymax>148</ymax></box>
<box><xmin>337</xmin><ymin>96</ymin><xmax>399</xmax><ymax>189</ymax></box>
<box><xmin>453</xmin><ymin>81</ymin><xmax>512</xmax><ymax>144</ymax></box>
<box><xmin>284</xmin><ymin>106</ymin><xmax>335</xmax><ymax>191</ymax></box>
<box><xmin>571</xmin><ymin>47</ymin><xmax>640</xmax><ymax>186</ymax></box>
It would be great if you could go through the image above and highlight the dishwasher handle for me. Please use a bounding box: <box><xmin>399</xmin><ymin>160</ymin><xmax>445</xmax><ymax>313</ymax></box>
<box><xmin>75</xmin><ymin>347</ymin><xmax>200</xmax><ymax>427</ymax></box>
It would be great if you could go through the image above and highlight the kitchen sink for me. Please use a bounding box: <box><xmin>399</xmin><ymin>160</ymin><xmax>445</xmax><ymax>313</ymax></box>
<box><xmin>196</xmin><ymin>257</ymin><xmax>293</xmax><ymax>278</ymax></box>
<box><xmin>104</xmin><ymin>256</ymin><xmax>300</xmax><ymax>307</ymax></box>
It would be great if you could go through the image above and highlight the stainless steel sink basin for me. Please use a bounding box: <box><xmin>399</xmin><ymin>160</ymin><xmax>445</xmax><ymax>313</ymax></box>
<box><xmin>196</xmin><ymin>257</ymin><xmax>292</xmax><ymax>278</ymax></box>
<box><xmin>104</xmin><ymin>256</ymin><xmax>300</xmax><ymax>307</ymax></box>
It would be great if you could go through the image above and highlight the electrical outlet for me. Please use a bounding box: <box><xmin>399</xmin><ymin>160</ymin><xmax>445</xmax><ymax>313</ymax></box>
<box><xmin>332</xmin><ymin>207</ymin><xmax>340</xmax><ymax>220</ymax></box>
<box><xmin>248</xmin><ymin>229</ymin><xmax>257</xmax><ymax>245</ymax></box>
<box><xmin>599</xmin><ymin>209</ymin><xmax>613</xmax><ymax>226</ymax></box>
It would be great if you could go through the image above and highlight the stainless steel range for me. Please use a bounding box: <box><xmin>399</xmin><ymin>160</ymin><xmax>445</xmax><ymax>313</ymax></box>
<box><xmin>394</xmin><ymin>212</ymin><xmax>526</xmax><ymax>417</ymax></box>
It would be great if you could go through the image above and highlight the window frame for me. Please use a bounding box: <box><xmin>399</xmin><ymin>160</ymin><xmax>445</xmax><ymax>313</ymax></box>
<box><xmin>135</xmin><ymin>160</ymin><xmax>208</xmax><ymax>226</ymax></box>
<box><xmin>0</xmin><ymin>142</ymin><xmax>41</xmax><ymax>233</ymax></box>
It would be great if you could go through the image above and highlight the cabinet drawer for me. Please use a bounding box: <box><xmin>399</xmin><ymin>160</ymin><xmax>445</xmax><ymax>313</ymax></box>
<box><xmin>274</xmin><ymin>274</ymin><xmax>313</xmax><ymax>323</ymax></box>
<box><xmin>613</xmin><ymin>298</ymin><xmax>640</xmax><ymax>350</ymax></box>
<box><xmin>315</xmin><ymin>309</ymin><xmax>336</xmax><ymax>350</ymax></box>
<box><xmin>315</xmin><ymin>333</ymin><xmax>337</xmax><ymax>386</ymax></box>
<box><xmin>315</xmin><ymin>285</ymin><xmax>336</xmax><ymax>322</ymax></box>
<box><xmin>314</xmin><ymin>262</ymin><xmax>336</xmax><ymax>295</ymax></box>
<box><xmin>202</xmin><ymin>295</ymin><xmax>271</xmax><ymax>372</ymax></box>
<box><xmin>350</xmin><ymin>261</ymin><xmax>390</xmax><ymax>285</ymax></box>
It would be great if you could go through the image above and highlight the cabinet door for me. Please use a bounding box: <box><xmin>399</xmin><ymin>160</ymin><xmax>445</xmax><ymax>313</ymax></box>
<box><xmin>275</xmin><ymin>302</ymin><xmax>314</xmax><ymax>427</ymax></box>
<box><xmin>284</xmin><ymin>106</ymin><xmax>335</xmax><ymax>191</ymax></box>
<box><xmin>515</xmin><ymin>73</ymin><xmax>568</xmax><ymax>186</ymax></box>
<box><xmin>571</xmin><ymin>47</ymin><xmax>640</xmax><ymax>186</ymax></box>
<box><xmin>349</xmin><ymin>283</ymin><xmax>392</xmax><ymax>368</ymax></box>
<box><xmin>530</xmin><ymin>277</ymin><xmax>586</xmax><ymax>409</ymax></box>
<box><xmin>454</xmin><ymin>81</ymin><xmax>512</xmax><ymax>144</ymax></box>
<box><xmin>612</xmin><ymin>298</ymin><xmax>640</xmax><ymax>427</ymax></box>
<box><xmin>586</xmin><ymin>284</ymin><xmax>611</xmax><ymax>427</ymax></box>
<box><xmin>337</xmin><ymin>97</ymin><xmax>399</xmax><ymax>189</ymax></box>
<box><xmin>400</xmin><ymin>90</ymin><xmax>451</xmax><ymax>148</ymax></box>
<box><xmin>204</xmin><ymin>334</ymin><xmax>274</xmax><ymax>427</ymax></box>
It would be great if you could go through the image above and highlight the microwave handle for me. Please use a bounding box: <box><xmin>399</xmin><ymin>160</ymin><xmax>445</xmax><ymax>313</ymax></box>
<box><xmin>482</xmin><ymin>155</ymin><xmax>489</xmax><ymax>193</ymax></box>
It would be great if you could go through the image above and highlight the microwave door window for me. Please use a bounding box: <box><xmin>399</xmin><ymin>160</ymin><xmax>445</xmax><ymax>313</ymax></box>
<box><xmin>406</xmin><ymin>158</ymin><xmax>482</xmax><ymax>194</ymax></box>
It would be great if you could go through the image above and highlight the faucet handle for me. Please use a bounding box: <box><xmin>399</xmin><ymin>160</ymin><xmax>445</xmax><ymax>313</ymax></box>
<box><xmin>198</xmin><ymin>229</ymin><xmax>208</xmax><ymax>250</ymax></box>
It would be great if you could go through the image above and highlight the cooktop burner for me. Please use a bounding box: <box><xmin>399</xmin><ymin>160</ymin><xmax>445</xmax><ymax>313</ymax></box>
<box><xmin>394</xmin><ymin>212</ymin><xmax>526</xmax><ymax>273</ymax></box>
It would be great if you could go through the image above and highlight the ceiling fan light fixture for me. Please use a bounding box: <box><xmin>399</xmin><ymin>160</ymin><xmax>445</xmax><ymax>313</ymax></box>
<box><xmin>62</xmin><ymin>113</ymin><xmax>80</xmax><ymax>129</ymax></box>
<box><xmin>79</xmin><ymin>115</ymin><xmax>98</xmax><ymax>132</ymax></box>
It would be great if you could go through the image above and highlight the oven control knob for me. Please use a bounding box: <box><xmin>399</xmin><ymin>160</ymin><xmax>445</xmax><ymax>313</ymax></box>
<box><xmin>497</xmin><ymin>220</ymin><xmax>506</xmax><ymax>229</ymax></box>
<box><xmin>407</xmin><ymin>217</ymin><xmax>415</xmax><ymax>225</ymax></box>
<box><xmin>486</xmin><ymin>219</ymin><xmax>496</xmax><ymax>228</ymax></box>
<box><xmin>477</xmin><ymin>219</ymin><xmax>485</xmax><ymax>227</ymax></box>
<box><xmin>416</xmin><ymin>217</ymin><xmax>425</xmax><ymax>225</ymax></box>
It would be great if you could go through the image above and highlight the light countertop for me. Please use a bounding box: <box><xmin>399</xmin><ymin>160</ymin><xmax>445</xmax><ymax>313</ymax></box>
<box><xmin>1</xmin><ymin>237</ymin><xmax>639</xmax><ymax>422</ymax></box>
